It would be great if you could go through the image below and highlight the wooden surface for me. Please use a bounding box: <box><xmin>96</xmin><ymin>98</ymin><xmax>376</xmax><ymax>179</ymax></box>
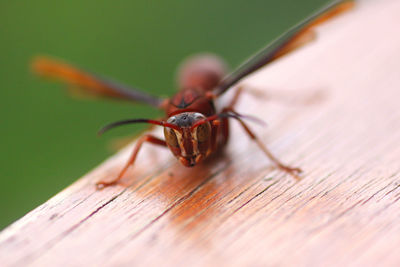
<box><xmin>1</xmin><ymin>0</ymin><xmax>400</xmax><ymax>266</ymax></box>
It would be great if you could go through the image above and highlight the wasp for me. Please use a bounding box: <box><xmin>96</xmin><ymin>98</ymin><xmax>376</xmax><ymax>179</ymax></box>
<box><xmin>32</xmin><ymin>1</ymin><xmax>353</xmax><ymax>187</ymax></box>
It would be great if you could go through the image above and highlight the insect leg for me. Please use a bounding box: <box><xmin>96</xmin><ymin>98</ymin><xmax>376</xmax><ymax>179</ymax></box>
<box><xmin>226</xmin><ymin>85</ymin><xmax>277</xmax><ymax>109</ymax></box>
<box><xmin>230</xmin><ymin>82</ymin><xmax>327</xmax><ymax>107</ymax></box>
<box><xmin>96</xmin><ymin>134</ymin><xmax>167</xmax><ymax>188</ymax></box>
<box><xmin>225</xmin><ymin>108</ymin><xmax>302</xmax><ymax>180</ymax></box>
<box><xmin>227</xmin><ymin>86</ymin><xmax>244</xmax><ymax>109</ymax></box>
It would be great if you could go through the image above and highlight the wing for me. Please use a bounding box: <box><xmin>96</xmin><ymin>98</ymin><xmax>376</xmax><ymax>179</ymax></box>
<box><xmin>31</xmin><ymin>56</ymin><xmax>164</xmax><ymax>108</ymax></box>
<box><xmin>214</xmin><ymin>0</ymin><xmax>354</xmax><ymax>96</ymax></box>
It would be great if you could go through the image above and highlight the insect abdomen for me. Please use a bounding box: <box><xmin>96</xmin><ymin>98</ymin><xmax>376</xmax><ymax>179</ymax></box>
<box><xmin>176</xmin><ymin>53</ymin><xmax>227</xmax><ymax>92</ymax></box>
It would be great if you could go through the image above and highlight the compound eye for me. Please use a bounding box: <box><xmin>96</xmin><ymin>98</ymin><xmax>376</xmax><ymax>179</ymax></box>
<box><xmin>196</xmin><ymin>123</ymin><xmax>211</xmax><ymax>142</ymax></box>
<box><xmin>164</xmin><ymin>128</ymin><xmax>178</xmax><ymax>147</ymax></box>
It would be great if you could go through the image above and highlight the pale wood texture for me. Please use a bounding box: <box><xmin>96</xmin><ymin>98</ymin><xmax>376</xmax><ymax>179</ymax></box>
<box><xmin>1</xmin><ymin>1</ymin><xmax>400</xmax><ymax>266</ymax></box>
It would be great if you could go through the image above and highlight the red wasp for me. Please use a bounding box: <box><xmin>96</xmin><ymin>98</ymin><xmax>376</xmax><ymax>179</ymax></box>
<box><xmin>32</xmin><ymin>1</ymin><xmax>353</xmax><ymax>187</ymax></box>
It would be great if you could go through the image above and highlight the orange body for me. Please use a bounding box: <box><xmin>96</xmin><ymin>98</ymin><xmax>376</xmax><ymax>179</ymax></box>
<box><xmin>162</xmin><ymin>54</ymin><xmax>230</xmax><ymax>167</ymax></box>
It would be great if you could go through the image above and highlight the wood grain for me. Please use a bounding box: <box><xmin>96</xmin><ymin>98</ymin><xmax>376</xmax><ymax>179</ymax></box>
<box><xmin>1</xmin><ymin>0</ymin><xmax>400</xmax><ymax>266</ymax></box>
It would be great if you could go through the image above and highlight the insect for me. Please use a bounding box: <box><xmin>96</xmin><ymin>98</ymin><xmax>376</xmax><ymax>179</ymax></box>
<box><xmin>32</xmin><ymin>0</ymin><xmax>353</xmax><ymax>188</ymax></box>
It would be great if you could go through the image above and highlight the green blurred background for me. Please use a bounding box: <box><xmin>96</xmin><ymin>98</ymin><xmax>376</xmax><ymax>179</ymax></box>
<box><xmin>0</xmin><ymin>0</ymin><xmax>329</xmax><ymax>229</ymax></box>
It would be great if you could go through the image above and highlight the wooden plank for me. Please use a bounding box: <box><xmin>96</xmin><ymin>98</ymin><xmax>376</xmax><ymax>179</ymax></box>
<box><xmin>1</xmin><ymin>0</ymin><xmax>400</xmax><ymax>266</ymax></box>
